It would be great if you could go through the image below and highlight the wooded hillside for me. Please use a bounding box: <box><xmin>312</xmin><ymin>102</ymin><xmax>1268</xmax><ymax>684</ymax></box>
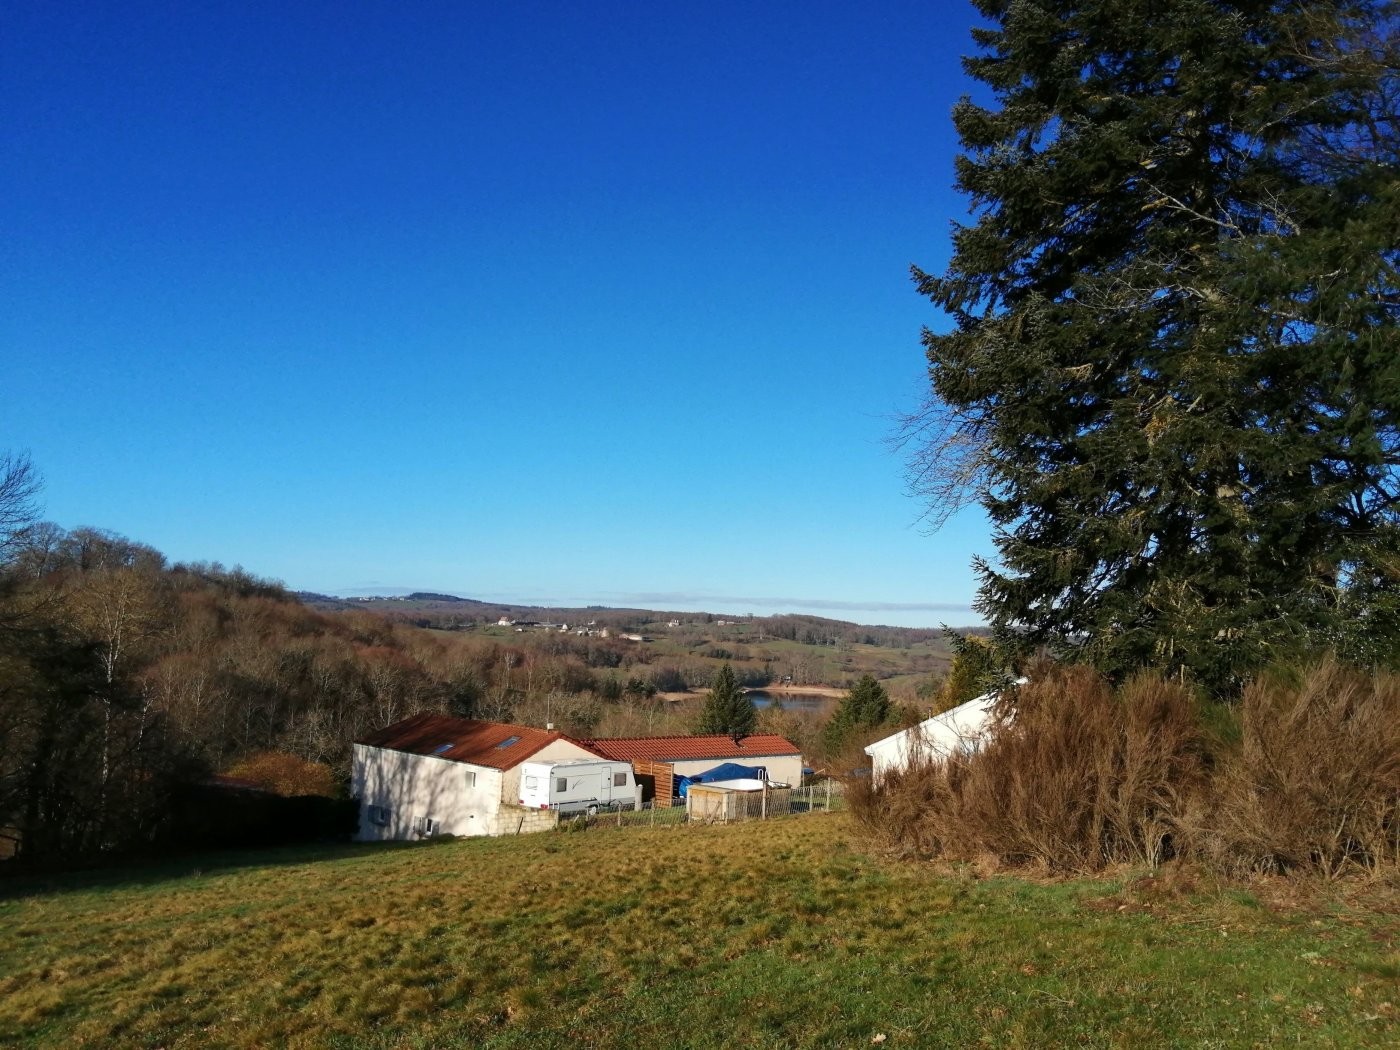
<box><xmin>0</xmin><ymin>488</ymin><xmax>947</xmax><ymax>861</ymax></box>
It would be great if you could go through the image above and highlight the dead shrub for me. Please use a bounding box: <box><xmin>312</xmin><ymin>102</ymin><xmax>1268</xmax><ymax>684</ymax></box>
<box><xmin>1200</xmin><ymin>661</ymin><xmax>1400</xmax><ymax>878</ymax></box>
<box><xmin>847</xmin><ymin>755</ymin><xmax>959</xmax><ymax>857</ymax></box>
<box><xmin>853</xmin><ymin>663</ymin><xmax>1205</xmax><ymax>873</ymax></box>
<box><xmin>223</xmin><ymin>750</ymin><xmax>337</xmax><ymax>798</ymax></box>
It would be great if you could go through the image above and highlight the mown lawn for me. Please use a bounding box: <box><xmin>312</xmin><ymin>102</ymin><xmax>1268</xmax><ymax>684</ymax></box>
<box><xmin>1</xmin><ymin>815</ymin><xmax>1396</xmax><ymax>1048</ymax></box>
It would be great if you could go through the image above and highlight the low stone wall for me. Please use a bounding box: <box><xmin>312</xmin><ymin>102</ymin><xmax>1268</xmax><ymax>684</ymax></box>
<box><xmin>491</xmin><ymin>805</ymin><xmax>559</xmax><ymax>836</ymax></box>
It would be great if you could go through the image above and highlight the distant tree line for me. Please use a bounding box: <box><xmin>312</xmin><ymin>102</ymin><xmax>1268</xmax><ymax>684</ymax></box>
<box><xmin>339</xmin><ymin>601</ymin><xmax>951</xmax><ymax>653</ymax></box>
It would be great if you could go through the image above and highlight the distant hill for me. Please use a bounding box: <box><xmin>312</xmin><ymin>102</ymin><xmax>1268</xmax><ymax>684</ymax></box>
<box><xmin>404</xmin><ymin>591</ymin><xmax>482</xmax><ymax>603</ymax></box>
<box><xmin>292</xmin><ymin>591</ymin><xmax>983</xmax><ymax>648</ymax></box>
<box><xmin>293</xmin><ymin>590</ymin><xmax>337</xmax><ymax>603</ymax></box>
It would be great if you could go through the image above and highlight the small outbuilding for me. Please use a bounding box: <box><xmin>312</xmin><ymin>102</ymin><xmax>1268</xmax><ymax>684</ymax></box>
<box><xmin>686</xmin><ymin>779</ymin><xmax>793</xmax><ymax>823</ymax></box>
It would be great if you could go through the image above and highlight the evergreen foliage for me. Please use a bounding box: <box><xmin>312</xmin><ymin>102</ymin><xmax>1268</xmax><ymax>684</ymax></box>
<box><xmin>822</xmin><ymin>674</ymin><xmax>893</xmax><ymax>754</ymax></box>
<box><xmin>848</xmin><ymin>674</ymin><xmax>894</xmax><ymax>725</ymax></box>
<box><xmin>697</xmin><ymin>662</ymin><xmax>758</xmax><ymax>737</ymax></box>
<box><xmin>934</xmin><ymin>633</ymin><xmax>1004</xmax><ymax>714</ymax></box>
<box><xmin>908</xmin><ymin>1</ymin><xmax>1400</xmax><ymax>692</ymax></box>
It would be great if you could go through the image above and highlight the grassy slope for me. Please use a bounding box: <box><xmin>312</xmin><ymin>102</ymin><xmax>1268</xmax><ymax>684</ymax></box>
<box><xmin>1</xmin><ymin>817</ymin><xmax>1396</xmax><ymax>1049</ymax></box>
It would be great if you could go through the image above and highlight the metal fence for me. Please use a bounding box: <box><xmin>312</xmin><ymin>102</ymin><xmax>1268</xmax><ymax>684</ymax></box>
<box><xmin>687</xmin><ymin>781</ymin><xmax>846</xmax><ymax>823</ymax></box>
<box><xmin>560</xmin><ymin>779</ymin><xmax>845</xmax><ymax>831</ymax></box>
<box><xmin>789</xmin><ymin>780</ymin><xmax>845</xmax><ymax>814</ymax></box>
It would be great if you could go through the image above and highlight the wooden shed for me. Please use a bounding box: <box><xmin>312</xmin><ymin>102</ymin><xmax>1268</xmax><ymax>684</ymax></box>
<box><xmin>685</xmin><ymin>779</ymin><xmax>792</xmax><ymax>823</ymax></box>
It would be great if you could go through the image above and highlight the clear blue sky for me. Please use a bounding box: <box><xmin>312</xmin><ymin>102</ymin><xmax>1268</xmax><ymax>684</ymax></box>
<box><xmin>1</xmin><ymin>1</ymin><xmax>995</xmax><ymax>627</ymax></box>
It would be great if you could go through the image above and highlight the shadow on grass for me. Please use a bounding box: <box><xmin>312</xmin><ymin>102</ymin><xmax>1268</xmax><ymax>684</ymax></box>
<box><xmin>0</xmin><ymin>836</ymin><xmax>449</xmax><ymax>901</ymax></box>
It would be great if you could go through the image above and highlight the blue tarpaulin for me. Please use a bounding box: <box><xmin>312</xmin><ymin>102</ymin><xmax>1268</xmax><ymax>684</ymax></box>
<box><xmin>675</xmin><ymin>762</ymin><xmax>768</xmax><ymax>797</ymax></box>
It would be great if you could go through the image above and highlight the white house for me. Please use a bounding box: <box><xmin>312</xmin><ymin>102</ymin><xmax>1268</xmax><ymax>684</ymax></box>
<box><xmin>352</xmin><ymin>713</ymin><xmax>605</xmax><ymax>840</ymax></box>
<box><xmin>863</xmin><ymin>678</ymin><xmax>1028</xmax><ymax>782</ymax></box>
<box><xmin>586</xmin><ymin>734</ymin><xmax>804</xmax><ymax>803</ymax></box>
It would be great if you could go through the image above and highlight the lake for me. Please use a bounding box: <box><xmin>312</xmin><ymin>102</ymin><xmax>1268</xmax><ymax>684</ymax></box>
<box><xmin>747</xmin><ymin>691</ymin><xmax>835</xmax><ymax>712</ymax></box>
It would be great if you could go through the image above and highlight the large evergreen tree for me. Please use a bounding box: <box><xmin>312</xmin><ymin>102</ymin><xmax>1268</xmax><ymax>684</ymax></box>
<box><xmin>910</xmin><ymin>1</ymin><xmax>1399</xmax><ymax>691</ymax></box>
<box><xmin>697</xmin><ymin>662</ymin><xmax>758</xmax><ymax>738</ymax></box>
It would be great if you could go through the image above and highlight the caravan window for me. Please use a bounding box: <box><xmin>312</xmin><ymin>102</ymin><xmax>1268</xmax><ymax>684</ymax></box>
<box><xmin>556</xmin><ymin>778</ymin><xmax>568</xmax><ymax>793</ymax></box>
<box><xmin>613</xmin><ymin>772</ymin><xmax>627</xmax><ymax>787</ymax></box>
<box><xmin>524</xmin><ymin>775</ymin><xmax>538</xmax><ymax>790</ymax></box>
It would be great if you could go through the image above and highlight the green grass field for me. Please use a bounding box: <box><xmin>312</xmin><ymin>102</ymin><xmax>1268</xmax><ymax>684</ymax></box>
<box><xmin>2</xmin><ymin>815</ymin><xmax>1397</xmax><ymax>1048</ymax></box>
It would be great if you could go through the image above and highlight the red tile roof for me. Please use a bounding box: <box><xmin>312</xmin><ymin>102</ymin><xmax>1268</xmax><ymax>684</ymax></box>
<box><xmin>585</xmin><ymin>734</ymin><xmax>801</xmax><ymax>764</ymax></box>
<box><xmin>356</xmin><ymin>713</ymin><xmax>601</xmax><ymax>770</ymax></box>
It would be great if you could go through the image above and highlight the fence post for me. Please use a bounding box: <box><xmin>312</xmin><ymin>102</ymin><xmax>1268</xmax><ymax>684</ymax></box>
<box><xmin>617</xmin><ymin>804</ymin><xmax>623</xmax><ymax>828</ymax></box>
<box><xmin>761</xmin><ymin>782</ymin><xmax>768</xmax><ymax>821</ymax></box>
<box><xmin>825</xmin><ymin>778</ymin><xmax>831</xmax><ymax>811</ymax></box>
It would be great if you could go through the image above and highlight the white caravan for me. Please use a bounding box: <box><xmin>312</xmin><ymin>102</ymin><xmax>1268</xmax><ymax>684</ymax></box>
<box><xmin>518</xmin><ymin>759</ymin><xmax>640</xmax><ymax>814</ymax></box>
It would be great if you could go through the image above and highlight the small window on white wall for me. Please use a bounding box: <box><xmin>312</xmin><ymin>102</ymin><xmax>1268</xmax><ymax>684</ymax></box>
<box><xmin>464</xmin><ymin>770</ymin><xmax>477</xmax><ymax>788</ymax></box>
<box><xmin>613</xmin><ymin>772</ymin><xmax>628</xmax><ymax>787</ymax></box>
<box><xmin>368</xmin><ymin>805</ymin><xmax>391</xmax><ymax>826</ymax></box>
<box><xmin>415</xmin><ymin>815</ymin><xmax>438</xmax><ymax>835</ymax></box>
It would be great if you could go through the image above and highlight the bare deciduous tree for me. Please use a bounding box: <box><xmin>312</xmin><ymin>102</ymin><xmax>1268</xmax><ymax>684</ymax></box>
<box><xmin>0</xmin><ymin>452</ymin><xmax>41</xmax><ymax>561</ymax></box>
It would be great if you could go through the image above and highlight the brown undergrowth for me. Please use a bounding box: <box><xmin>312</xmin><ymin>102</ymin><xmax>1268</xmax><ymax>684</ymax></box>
<box><xmin>851</xmin><ymin>660</ymin><xmax>1400</xmax><ymax>881</ymax></box>
<box><xmin>1200</xmin><ymin>661</ymin><xmax>1400</xmax><ymax>878</ymax></box>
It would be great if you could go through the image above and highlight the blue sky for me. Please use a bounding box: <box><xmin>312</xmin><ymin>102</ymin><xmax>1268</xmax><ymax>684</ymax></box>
<box><xmin>1</xmin><ymin>1</ymin><xmax>995</xmax><ymax>627</ymax></box>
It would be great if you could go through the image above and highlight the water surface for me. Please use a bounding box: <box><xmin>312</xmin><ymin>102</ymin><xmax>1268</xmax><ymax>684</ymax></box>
<box><xmin>747</xmin><ymin>691</ymin><xmax>834</xmax><ymax>712</ymax></box>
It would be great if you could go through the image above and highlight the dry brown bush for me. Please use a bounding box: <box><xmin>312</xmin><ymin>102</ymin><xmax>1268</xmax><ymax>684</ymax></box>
<box><xmin>1199</xmin><ymin>661</ymin><xmax>1400</xmax><ymax>878</ymax></box>
<box><xmin>851</xmin><ymin>663</ymin><xmax>1205</xmax><ymax>872</ymax></box>
<box><xmin>847</xmin><ymin>756</ymin><xmax>955</xmax><ymax>857</ymax></box>
<box><xmin>224</xmin><ymin>750</ymin><xmax>337</xmax><ymax>798</ymax></box>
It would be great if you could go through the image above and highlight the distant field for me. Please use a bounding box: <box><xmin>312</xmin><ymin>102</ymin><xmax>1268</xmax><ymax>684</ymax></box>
<box><xmin>469</xmin><ymin>622</ymin><xmax>952</xmax><ymax>695</ymax></box>
<box><xmin>2</xmin><ymin>816</ymin><xmax>1395</xmax><ymax>1048</ymax></box>
<box><xmin>310</xmin><ymin>592</ymin><xmax>961</xmax><ymax>695</ymax></box>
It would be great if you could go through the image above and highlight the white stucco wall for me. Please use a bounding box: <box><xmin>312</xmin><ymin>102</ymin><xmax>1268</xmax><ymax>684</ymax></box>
<box><xmin>864</xmin><ymin>691</ymin><xmax>1006</xmax><ymax>782</ymax></box>
<box><xmin>668</xmin><ymin>753</ymin><xmax>804</xmax><ymax>787</ymax></box>
<box><xmin>352</xmin><ymin>738</ymin><xmax>604</xmax><ymax>841</ymax></box>
<box><xmin>352</xmin><ymin>743</ymin><xmax>504</xmax><ymax>840</ymax></box>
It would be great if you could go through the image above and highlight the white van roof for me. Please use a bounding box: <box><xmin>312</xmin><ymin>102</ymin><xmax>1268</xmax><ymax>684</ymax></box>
<box><xmin>523</xmin><ymin>757</ymin><xmax>623</xmax><ymax>770</ymax></box>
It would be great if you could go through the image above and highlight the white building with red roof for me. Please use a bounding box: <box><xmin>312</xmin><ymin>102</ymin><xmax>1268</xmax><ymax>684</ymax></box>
<box><xmin>351</xmin><ymin>713</ymin><xmax>605</xmax><ymax>840</ymax></box>
<box><xmin>585</xmin><ymin>734</ymin><xmax>803</xmax><ymax>803</ymax></box>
